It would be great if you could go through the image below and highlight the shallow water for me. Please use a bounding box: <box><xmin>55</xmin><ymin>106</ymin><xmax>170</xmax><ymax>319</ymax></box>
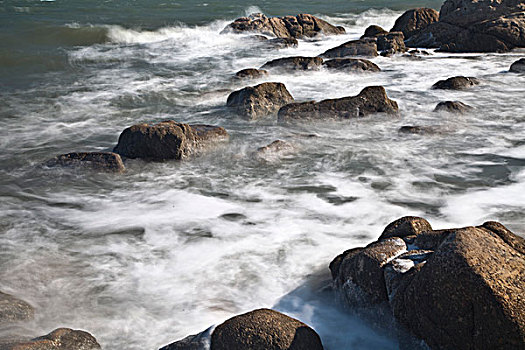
<box><xmin>1</xmin><ymin>1</ymin><xmax>524</xmax><ymax>349</ymax></box>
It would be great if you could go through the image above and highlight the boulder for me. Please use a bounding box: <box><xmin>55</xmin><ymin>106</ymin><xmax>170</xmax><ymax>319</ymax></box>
<box><xmin>211</xmin><ymin>309</ymin><xmax>324</xmax><ymax>350</ymax></box>
<box><xmin>255</xmin><ymin>140</ymin><xmax>295</xmax><ymax>161</ymax></box>
<box><xmin>431</xmin><ymin>76</ymin><xmax>479</xmax><ymax>90</ymax></box>
<box><xmin>361</xmin><ymin>25</ymin><xmax>388</xmax><ymax>38</ymax></box>
<box><xmin>227</xmin><ymin>82</ymin><xmax>294</xmax><ymax>119</ymax></box>
<box><xmin>323</xmin><ymin>58</ymin><xmax>380</xmax><ymax>72</ymax></box>
<box><xmin>235</xmin><ymin>68</ymin><xmax>268</xmax><ymax>79</ymax></box>
<box><xmin>278</xmin><ymin>86</ymin><xmax>398</xmax><ymax>121</ymax></box>
<box><xmin>45</xmin><ymin>152</ymin><xmax>125</xmax><ymax>173</ymax></box>
<box><xmin>390</xmin><ymin>8</ymin><xmax>439</xmax><ymax>39</ymax></box>
<box><xmin>510</xmin><ymin>58</ymin><xmax>525</xmax><ymax>73</ymax></box>
<box><xmin>0</xmin><ymin>328</ymin><xmax>101</xmax><ymax>350</ymax></box>
<box><xmin>405</xmin><ymin>21</ymin><xmax>462</xmax><ymax>48</ymax></box>
<box><xmin>320</xmin><ymin>38</ymin><xmax>378</xmax><ymax>58</ymax></box>
<box><xmin>266</xmin><ymin>37</ymin><xmax>299</xmax><ymax>49</ymax></box>
<box><xmin>439</xmin><ymin>0</ymin><xmax>525</xmax><ymax>28</ymax></box>
<box><xmin>0</xmin><ymin>292</ymin><xmax>34</xmax><ymax>324</ymax></box>
<box><xmin>222</xmin><ymin>13</ymin><xmax>345</xmax><ymax>39</ymax></box>
<box><xmin>261</xmin><ymin>56</ymin><xmax>324</xmax><ymax>71</ymax></box>
<box><xmin>398</xmin><ymin>125</ymin><xmax>440</xmax><ymax>135</ymax></box>
<box><xmin>113</xmin><ymin>121</ymin><xmax>228</xmax><ymax>161</ymax></box>
<box><xmin>376</xmin><ymin>32</ymin><xmax>406</xmax><ymax>55</ymax></box>
<box><xmin>379</xmin><ymin>216</ymin><xmax>432</xmax><ymax>241</ymax></box>
<box><xmin>159</xmin><ymin>327</ymin><xmax>213</xmax><ymax>350</ymax></box>
<box><xmin>434</xmin><ymin>100</ymin><xmax>473</xmax><ymax>113</ymax></box>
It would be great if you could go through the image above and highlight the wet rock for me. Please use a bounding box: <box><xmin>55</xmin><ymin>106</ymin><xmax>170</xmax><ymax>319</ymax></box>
<box><xmin>379</xmin><ymin>216</ymin><xmax>432</xmax><ymax>241</ymax></box>
<box><xmin>431</xmin><ymin>76</ymin><xmax>479</xmax><ymax>90</ymax></box>
<box><xmin>407</xmin><ymin>49</ymin><xmax>430</xmax><ymax>55</ymax></box>
<box><xmin>398</xmin><ymin>125</ymin><xmax>440</xmax><ymax>135</ymax></box>
<box><xmin>404</xmin><ymin>21</ymin><xmax>461</xmax><ymax>48</ymax></box>
<box><xmin>266</xmin><ymin>37</ymin><xmax>299</xmax><ymax>49</ymax></box>
<box><xmin>113</xmin><ymin>121</ymin><xmax>228</xmax><ymax>161</ymax></box>
<box><xmin>159</xmin><ymin>326</ymin><xmax>213</xmax><ymax>350</ymax></box>
<box><xmin>510</xmin><ymin>58</ymin><xmax>525</xmax><ymax>73</ymax></box>
<box><xmin>261</xmin><ymin>56</ymin><xmax>324</xmax><ymax>71</ymax></box>
<box><xmin>323</xmin><ymin>58</ymin><xmax>380</xmax><ymax>72</ymax></box>
<box><xmin>227</xmin><ymin>82</ymin><xmax>294</xmax><ymax>120</ymax></box>
<box><xmin>211</xmin><ymin>309</ymin><xmax>324</xmax><ymax>350</ymax></box>
<box><xmin>434</xmin><ymin>100</ymin><xmax>473</xmax><ymax>113</ymax></box>
<box><xmin>45</xmin><ymin>152</ymin><xmax>125</xmax><ymax>173</ymax></box>
<box><xmin>255</xmin><ymin>140</ymin><xmax>295</xmax><ymax>161</ymax></box>
<box><xmin>222</xmin><ymin>13</ymin><xmax>345</xmax><ymax>39</ymax></box>
<box><xmin>439</xmin><ymin>0</ymin><xmax>525</xmax><ymax>28</ymax></box>
<box><xmin>390</xmin><ymin>8</ymin><xmax>439</xmax><ymax>40</ymax></box>
<box><xmin>0</xmin><ymin>328</ymin><xmax>101</xmax><ymax>350</ymax></box>
<box><xmin>0</xmin><ymin>292</ymin><xmax>34</xmax><ymax>324</ymax></box>
<box><xmin>320</xmin><ymin>38</ymin><xmax>378</xmax><ymax>58</ymax></box>
<box><xmin>235</xmin><ymin>68</ymin><xmax>268</xmax><ymax>79</ymax></box>
<box><xmin>376</xmin><ymin>32</ymin><xmax>406</xmax><ymax>55</ymax></box>
<box><xmin>361</xmin><ymin>25</ymin><xmax>388</xmax><ymax>38</ymax></box>
<box><xmin>278</xmin><ymin>86</ymin><xmax>398</xmax><ymax>121</ymax></box>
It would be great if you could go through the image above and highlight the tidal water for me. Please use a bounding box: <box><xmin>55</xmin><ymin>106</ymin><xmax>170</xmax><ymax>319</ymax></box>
<box><xmin>1</xmin><ymin>0</ymin><xmax>524</xmax><ymax>349</ymax></box>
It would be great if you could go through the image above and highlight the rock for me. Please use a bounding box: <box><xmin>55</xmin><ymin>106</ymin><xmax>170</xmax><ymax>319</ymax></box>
<box><xmin>405</xmin><ymin>21</ymin><xmax>461</xmax><ymax>48</ymax></box>
<box><xmin>227</xmin><ymin>82</ymin><xmax>294</xmax><ymax>120</ymax></box>
<box><xmin>261</xmin><ymin>56</ymin><xmax>324</xmax><ymax>71</ymax></box>
<box><xmin>45</xmin><ymin>152</ymin><xmax>125</xmax><ymax>173</ymax></box>
<box><xmin>390</xmin><ymin>8</ymin><xmax>439</xmax><ymax>40</ymax></box>
<box><xmin>361</xmin><ymin>25</ymin><xmax>388</xmax><ymax>38</ymax></box>
<box><xmin>159</xmin><ymin>327</ymin><xmax>213</xmax><ymax>350</ymax></box>
<box><xmin>398</xmin><ymin>125</ymin><xmax>440</xmax><ymax>135</ymax></box>
<box><xmin>211</xmin><ymin>308</ymin><xmax>324</xmax><ymax>350</ymax></box>
<box><xmin>278</xmin><ymin>86</ymin><xmax>398</xmax><ymax>121</ymax></box>
<box><xmin>434</xmin><ymin>100</ymin><xmax>473</xmax><ymax>113</ymax></box>
<box><xmin>376</xmin><ymin>32</ymin><xmax>406</xmax><ymax>55</ymax></box>
<box><xmin>320</xmin><ymin>38</ymin><xmax>378</xmax><ymax>58</ymax></box>
<box><xmin>379</xmin><ymin>216</ymin><xmax>432</xmax><ymax>241</ymax></box>
<box><xmin>431</xmin><ymin>76</ymin><xmax>479</xmax><ymax>90</ymax></box>
<box><xmin>439</xmin><ymin>0</ymin><xmax>525</xmax><ymax>28</ymax></box>
<box><xmin>222</xmin><ymin>13</ymin><xmax>345</xmax><ymax>39</ymax></box>
<box><xmin>266</xmin><ymin>37</ymin><xmax>299</xmax><ymax>49</ymax></box>
<box><xmin>235</xmin><ymin>68</ymin><xmax>269</xmax><ymax>79</ymax></box>
<box><xmin>0</xmin><ymin>328</ymin><xmax>101</xmax><ymax>350</ymax></box>
<box><xmin>113</xmin><ymin>121</ymin><xmax>228</xmax><ymax>161</ymax></box>
<box><xmin>255</xmin><ymin>140</ymin><xmax>295</xmax><ymax>161</ymax></box>
<box><xmin>0</xmin><ymin>292</ymin><xmax>34</xmax><ymax>324</ymax></box>
<box><xmin>391</xmin><ymin>224</ymin><xmax>525</xmax><ymax>349</ymax></box>
<box><xmin>510</xmin><ymin>58</ymin><xmax>525</xmax><ymax>73</ymax></box>
<box><xmin>407</xmin><ymin>49</ymin><xmax>430</xmax><ymax>55</ymax></box>
<box><xmin>323</xmin><ymin>58</ymin><xmax>380</xmax><ymax>72</ymax></box>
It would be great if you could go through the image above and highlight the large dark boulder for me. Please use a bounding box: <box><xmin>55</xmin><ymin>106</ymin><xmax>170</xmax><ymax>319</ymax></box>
<box><xmin>431</xmin><ymin>76</ymin><xmax>479</xmax><ymax>90</ymax></box>
<box><xmin>320</xmin><ymin>38</ymin><xmax>378</xmax><ymax>58</ymax></box>
<box><xmin>113</xmin><ymin>121</ymin><xmax>228</xmax><ymax>161</ymax></box>
<box><xmin>0</xmin><ymin>328</ymin><xmax>101</xmax><ymax>350</ymax></box>
<box><xmin>510</xmin><ymin>58</ymin><xmax>525</xmax><ymax>73</ymax></box>
<box><xmin>45</xmin><ymin>152</ymin><xmax>125</xmax><ymax>173</ymax></box>
<box><xmin>390</xmin><ymin>8</ymin><xmax>439</xmax><ymax>39</ymax></box>
<box><xmin>222</xmin><ymin>13</ymin><xmax>345</xmax><ymax>39</ymax></box>
<box><xmin>404</xmin><ymin>21</ymin><xmax>462</xmax><ymax>48</ymax></box>
<box><xmin>261</xmin><ymin>56</ymin><xmax>324</xmax><ymax>71</ymax></box>
<box><xmin>0</xmin><ymin>292</ymin><xmax>34</xmax><ymax>324</ymax></box>
<box><xmin>434</xmin><ymin>100</ymin><xmax>473</xmax><ymax>113</ymax></box>
<box><xmin>323</xmin><ymin>58</ymin><xmax>380</xmax><ymax>72</ymax></box>
<box><xmin>376</xmin><ymin>32</ymin><xmax>406</xmax><ymax>55</ymax></box>
<box><xmin>211</xmin><ymin>309</ymin><xmax>324</xmax><ymax>350</ymax></box>
<box><xmin>227</xmin><ymin>82</ymin><xmax>294</xmax><ymax>119</ymax></box>
<box><xmin>361</xmin><ymin>25</ymin><xmax>388</xmax><ymax>38</ymax></box>
<box><xmin>159</xmin><ymin>327</ymin><xmax>213</xmax><ymax>350</ymax></box>
<box><xmin>235</xmin><ymin>68</ymin><xmax>268</xmax><ymax>79</ymax></box>
<box><xmin>278</xmin><ymin>86</ymin><xmax>398</xmax><ymax>121</ymax></box>
<box><xmin>439</xmin><ymin>0</ymin><xmax>525</xmax><ymax>27</ymax></box>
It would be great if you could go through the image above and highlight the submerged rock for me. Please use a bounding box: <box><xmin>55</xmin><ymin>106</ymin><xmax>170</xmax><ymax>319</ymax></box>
<box><xmin>0</xmin><ymin>292</ymin><xmax>34</xmax><ymax>324</ymax></box>
<box><xmin>255</xmin><ymin>140</ymin><xmax>296</xmax><ymax>160</ymax></box>
<box><xmin>510</xmin><ymin>58</ymin><xmax>525</xmax><ymax>73</ymax></box>
<box><xmin>390</xmin><ymin>8</ymin><xmax>439</xmax><ymax>39</ymax></box>
<box><xmin>0</xmin><ymin>328</ymin><xmax>101</xmax><ymax>350</ymax></box>
<box><xmin>323</xmin><ymin>58</ymin><xmax>380</xmax><ymax>72</ymax></box>
<box><xmin>434</xmin><ymin>100</ymin><xmax>473</xmax><ymax>113</ymax></box>
<box><xmin>227</xmin><ymin>82</ymin><xmax>294</xmax><ymax>119</ymax></box>
<box><xmin>398</xmin><ymin>125</ymin><xmax>440</xmax><ymax>135</ymax></box>
<box><xmin>235</xmin><ymin>68</ymin><xmax>268</xmax><ymax>79</ymax></box>
<box><xmin>278</xmin><ymin>86</ymin><xmax>398</xmax><ymax>121</ymax></box>
<box><xmin>261</xmin><ymin>56</ymin><xmax>324</xmax><ymax>71</ymax></box>
<box><xmin>320</xmin><ymin>38</ymin><xmax>378</xmax><ymax>58</ymax></box>
<box><xmin>45</xmin><ymin>152</ymin><xmax>125</xmax><ymax>173</ymax></box>
<box><xmin>431</xmin><ymin>76</ymin><xmax>479</xmax><ymax>90</ymax></box>
<box><xmin>222</xmin><ymin>13</ymin><xmax>345</xmax><ymax>39</ymax></box>
<box><xmin>113</xmin><ymin>121</ymin><xmax>228</xmax><ymax>161</ymax></box>
<box><xmin>266</xmin><ymin>37</ymin><xmax>299</xmax><ymax>49</ymax></box>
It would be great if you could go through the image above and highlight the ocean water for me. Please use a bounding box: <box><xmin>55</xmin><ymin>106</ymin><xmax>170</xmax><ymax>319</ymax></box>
<box><xmin>1</xmin><ymin>0</ymin><xmax>524</xmax><ymax>349</ymax></box>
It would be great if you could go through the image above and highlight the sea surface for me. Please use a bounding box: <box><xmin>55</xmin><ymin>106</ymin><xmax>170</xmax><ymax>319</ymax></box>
<box><xmin>1</xmin><ymin>0</ymin><xmax>524</xmax><ymax>349</ymax></box>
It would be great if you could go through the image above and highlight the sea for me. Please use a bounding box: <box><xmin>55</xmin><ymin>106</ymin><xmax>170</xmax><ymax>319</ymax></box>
<box><xmin>1</xmin><ymin>0</ymin><xmax>524</xmax><ymax>349</ymax></box>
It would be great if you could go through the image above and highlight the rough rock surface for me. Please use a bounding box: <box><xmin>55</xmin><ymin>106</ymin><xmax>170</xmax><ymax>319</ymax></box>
<box><xmin>211</xmin><ymin>309</ymin><xmax>324</xmax><ymax>350</ymax></box>
<box><xmin>434</xmin><ymin>100</ymin><xmax>473</xmax><ymax>113</ymax></box>
<box><xmin>261</xmin><ymin>56</ymin><xmax>324</xmax><ymax>71</ymax></box>
<box><xmin>113</xmin><ymin>121</ymin><xmax>228</xmax><ymax>160</ymax></box>
<box><xmin>0</xmin><ymin>328</ymin><xmax>101</xmax><ymax>350</ymax></box>
<box><xmin>266</xmin><ymin>38</ymin><xmax>299</xmax><ymax>49</ymax></box>
<box><xmin>361</xmin><ymin>25</ymin><xmax>388</xmax><ymax>38</ymax></box>
<box><xmin>439</xmin><ymin>0</ymin><xmax>525</xmax><ymax>27</ymax></box>
<box><xmin>255</xmin><ymin>140</ymin><xmax>295</xmax><ymax>161</ymax></box>
<box><xmin>320</xmin><ymin>38</ymin><xmax>378</xmax><ymax>58</ymax></box>
<box><xmin>510</xmin><ymin>58</ymin><xmax>525</xmax><ymax>73</ymax></box>
<box><xmin>390</xmin><ymin>8</ymin><xmax>439</xmax><ymax>39</ymax></box>
<box><xmin>45</xmin><ymin>152</ymin><xmax>125</xmax><ymax>173</ymax></box>
<box><xmin>159</xmin><ymin>327</ymin><xmax>213</xmax><ymax>350</ymax></box>
<box><xmin>235</xmin><ymin>68</ymin><xmax>268</xmax><ymax>79</ymax></box>
<box><xmin>278</xmin><ymin>86</ymin><xmax>398</xmax><ymax>121</ymax></box>
<box><xmin>222</xmin><ymin>13</ymin><xmax>345</xmax><ymax>39</ymax></box>
<box><xmin>379</xmin><ymin>216</ymin><xmax>432</xmax><ymax>240</ymax></box>
<box><xmin>227</xmin><ymin>82</ymin><xmax>294</xmax><ymax>119</ymax></box>
<box><xmin>0</xmin><ymin>292</ymin><xmax>34</xmax><ymax>324</ymax></box>
<box><xmin>323</xmin><ymin>58</ymin><xmax>380</xmax><ymax>72</ymax></box>
<box><xmin>376</xmin><ymin>32</ymin><xmax>406</xmax><ymax>55</ymax></box>
<box><xmin>431</xmin><ymin>76</ymin><xmax>479</xmax><ymax>90</ymax></box>
<box><xmin>398</xmin><ymin>125</ymin><xmax>440</xmax><ymax>135</ymax></box>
